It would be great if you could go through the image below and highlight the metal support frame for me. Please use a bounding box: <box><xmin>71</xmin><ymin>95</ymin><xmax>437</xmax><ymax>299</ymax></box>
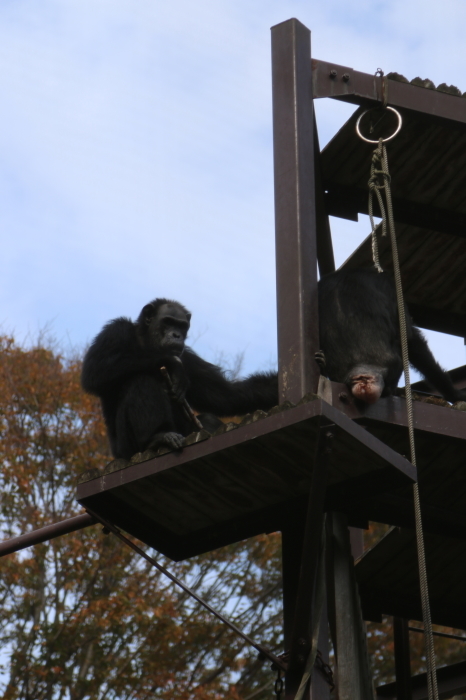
<box><xmin>0</xmin><ymin>513</ymin><xmax>95</xmax><ymax>556</ymax></box>
<box><xmin>271</xmin><ymin>18</ymin><xmax>320</xmax><ymax>405</ymax></box>
<box><xmin>1</xmin><ymin>16</ymin><xmax>464</xmax><ymax>700</ymax></box>
<box><xmin>377</xmin><ymin>660</ymin><xmax>466</xmax><ymax>700</ymax></box>
<box><xmin>312</xmin><ymin>58</ymin><xmax>466</xmax><ymax>128</ymax></box>
<box><xmin>271</xmin><ymin>19</ymin><xmax>333</xmax><ymax>698</ymax></box>
<box><xmin>393</xmin><ymin>617</ymin><xmax>413</xmax><ymax>700</ymax></box>
<box><xmin>284</xmin><ymin>426</ymin><xmax>333</xmax><ymax>699</ymax></box>
<box><xmin>271</xmin><ymin>18</ymin><xmax>376</xmax><ymax>699</ymax></box>
<box><xmin>330</xmin><ymin>512</ymin><xmax>374</xmax><ymax>700</ymax></box>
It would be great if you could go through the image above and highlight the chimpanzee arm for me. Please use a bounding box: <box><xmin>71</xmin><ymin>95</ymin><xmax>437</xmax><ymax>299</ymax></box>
<box><xmin>81</xmin><ymin>317</ymin><xmax>182</xmax><ymax>396</ymax></box>
<box><xmin>182</xmin><ymin>348</ymin><xmax>278</xmax><ymax>415</ymax></box>
<box><xmin>408</xmin><ymin>327</ymin><xmax>466</xmax><ymax>403</ymax></box>
<box><xmin>113</xmin><ymin>374</ymin><xmax>187</xmax><ymax>459</ymax></box>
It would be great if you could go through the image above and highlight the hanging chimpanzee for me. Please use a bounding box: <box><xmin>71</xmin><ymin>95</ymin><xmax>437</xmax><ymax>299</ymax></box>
<box><xmin>81</xmin><ymin>299</ymin><xmax>278</xmax><ymax>459</ymax></box>
<box><xmin>318</xmin><ymin>267</ymin><xmax>466</xmax><ymax>405</ymax></box>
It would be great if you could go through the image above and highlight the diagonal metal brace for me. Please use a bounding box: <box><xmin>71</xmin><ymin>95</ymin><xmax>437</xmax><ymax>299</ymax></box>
<box><xmin>84</xmin><ymin>505</ymin><xmax>287</xmax><ymax>672</ymax></box>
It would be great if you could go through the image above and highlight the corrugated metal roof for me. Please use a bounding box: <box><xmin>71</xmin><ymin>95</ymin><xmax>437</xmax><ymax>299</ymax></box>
<box><xmin>387</xmin><ymin>72</ymin><xmax>465</xmax><ymax>98</ymax></box>
<box><xmin>322</xmin><ymin>109</ymin><xmax>466</xmax><ymax>215</ymax></box>
<box><xmin>320</xmin><ymin>104</ymin><xmax>466</xmax><ymax>335</ymax></box>
<box><xmin>356</xmin><ymin>526</ymin><xmax>466</xmax><ymax>629</ymax></box>
<box><xmin>340</xmin><ymin>224</ymin><xmax>466</xmax><ymax>335</ymax></box>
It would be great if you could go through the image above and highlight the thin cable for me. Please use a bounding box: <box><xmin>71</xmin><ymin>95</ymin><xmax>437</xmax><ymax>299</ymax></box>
<box><xmin>84</xmin><ymin>506</ymin><xmax>286</xmax><ymax>672</ymax></box>
<box><xmin>409</xmin><ymin>627</ymin><xmax>466</xmax><ymax>643</ymax></box>
<box><xmin>374</xmin><ymin>140</ymin><xmax>439</xmax><ymax>700</ymax></box>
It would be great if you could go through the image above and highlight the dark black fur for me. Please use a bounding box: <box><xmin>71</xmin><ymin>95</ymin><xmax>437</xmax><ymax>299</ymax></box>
<box><xmin>319</xmin><ymin>267</ymin><xmax>466</xmax><ymax>403</ymax></box>
<box><xmin>81</xmin><ymin>298</ymin><xmax>278</xmax><ymax>459</ymax></box>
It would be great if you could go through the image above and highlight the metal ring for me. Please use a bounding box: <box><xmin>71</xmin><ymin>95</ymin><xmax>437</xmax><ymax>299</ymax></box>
<box><xmin>355</xmin><ymin>106</ymin><xmax>402</xmax><ymax>144</ymax></box>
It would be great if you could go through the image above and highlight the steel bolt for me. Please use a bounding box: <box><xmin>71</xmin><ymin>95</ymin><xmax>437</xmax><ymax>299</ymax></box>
<box><xmin>298</xmin><ymin>638</ymin><xmax>307</xmax><ymax>646</ymax></box>
<box><xmin>342</xmin><ymin>73</ymin><xmax>350</xmax><ymax>82</ymax></box>
<box><xmin>329</xmin><ymin>69</ymin><xmax>337</xmax><ymax>79</ymax></box>
<box><xmin>339</xmin><ymin>392</ymin><xmax>349</xmax><ymax>403</ymax></box>
<box><xmin>297</xmin><ymin>654</ymin><xmax>305</xmax><ymax>663</ymax></box>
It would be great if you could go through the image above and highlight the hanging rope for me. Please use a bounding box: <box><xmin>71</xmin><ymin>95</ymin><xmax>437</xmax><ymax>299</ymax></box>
<box><xmin>356</xmin><ymin>111</ymin><xmax>439</xmax><ymax>700</ymax></box>
<box><xmin>368</xmin><ymin>154</ymin><xmax>386</xmax><ymax>273</ymax></box>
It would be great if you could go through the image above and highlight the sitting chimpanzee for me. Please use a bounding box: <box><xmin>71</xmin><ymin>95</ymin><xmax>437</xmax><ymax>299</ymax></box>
<box><xmin>81</xmin><ymin>299</ymin><xmax>279</xmax><ymax>459</ymax></box>
<box><xmin>318</xmin><ymin>267</ymin><xmax>466</xmax><ymax>405</ymax></box>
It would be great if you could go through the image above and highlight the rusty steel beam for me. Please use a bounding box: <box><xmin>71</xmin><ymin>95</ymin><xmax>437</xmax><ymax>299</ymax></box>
<box><xmin>393</xmin><ymin>618</ymin><xmax>413</xmax><ymax>700</ymax></box>
<box><xmin>327</xmin><ymin>382</ymin><xmax>466</xmax><ymax>441</ymax></box>
<box><xmin>408</xmin><ymin>305</ymin><xmax>466</xmax><ymax>339</ymax></box>
<box><xmin>377</xmin><ymin>660</ymin><xmax>466</xmax><ymax>700</ymax></box>
<box><xmin>271</xmin><ymin>18</ymin><xmax>320</xmax><ymax>404</ymax></box>
<box><xmin>314</xmin><ymin>115</ymin><xmax>335</xmax><ymax>277</ymax></box>
<box><xmin>312</xmin><ymin>59</ymin><xmax>466</xmax><ymax>128</ymax></box>
<box><xmin>330</xmin><ymin>512</ymin><xmax>374</xmax><ymax>700</ymax></box>
<box><xmin>411</xmin><ymin>364</ymin><xmax>466</xmax><ymax>394</ymax></box>
<box><xmin>324</xmin><ymin>183</ymin><xmax>466</xmax><ymax>240</ymax></box>
<box><xmin>0</xmin><ymin>513</ymin><xmax>95</xmax><ymax>558</ymax></box>
<box><xmin>286</xmin><ymin>427</ymin><xmax>333</xmax><ymax>699</ymax></box>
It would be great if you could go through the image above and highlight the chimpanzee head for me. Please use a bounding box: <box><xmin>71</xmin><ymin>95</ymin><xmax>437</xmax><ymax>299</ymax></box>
<box><xmin>138</xmin><ymin>299</ymin><xmax>191</xmax><ymax>355</ymax></box>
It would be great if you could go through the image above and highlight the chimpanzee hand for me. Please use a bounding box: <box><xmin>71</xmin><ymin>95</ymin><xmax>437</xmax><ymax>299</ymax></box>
<box><xmin>315</xmin><ymin>350</ymin><xmax>327</xmax><ymax>375</ymax></box>
<box><xmin>161</xmin><ymin>356</ymin><xmax>190</xmax><ymax>404</ymax></box>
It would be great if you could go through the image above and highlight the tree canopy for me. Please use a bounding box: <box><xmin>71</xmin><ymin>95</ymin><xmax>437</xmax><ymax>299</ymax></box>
<box><xmin>0</xmin><ymin>335</ymin><xmax>463</xmax><ymax>699</ymax></box>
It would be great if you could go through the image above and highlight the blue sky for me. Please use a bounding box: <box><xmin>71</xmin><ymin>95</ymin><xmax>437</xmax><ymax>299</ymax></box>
<box><xmin>0</xmin><ymin>0</ymin><xmax>465</xmax><ymax>377</ymax></box>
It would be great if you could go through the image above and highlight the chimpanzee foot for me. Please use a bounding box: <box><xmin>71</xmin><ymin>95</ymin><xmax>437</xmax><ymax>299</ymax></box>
<box><xmin>163</xmin><ymin>432</ymin><xmax>185</xmax><ymax>449</ymax></box>
<box><xmin>149</xmin><ymin>431</ymin><xmax>185</xmax><ymax>451</ymax></box>
<box><xmin>314</xmin><ymin>350</ymin><xmax>327</xmax><ymax>374</ymax></box>
<box><xmin>197</xmin><ymin>413</ymin><xmax>223</xmax><ymax>434</ymax></box>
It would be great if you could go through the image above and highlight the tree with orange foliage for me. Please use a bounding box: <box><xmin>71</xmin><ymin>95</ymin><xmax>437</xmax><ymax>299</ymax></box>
<box><xmin>0</xmin><ymin>335</ymin><xmax>464</xmax><ymax>699</ymax></box>
<box><xmin>364</xmin><ymin>522</ymin><xmax>466</xmax><ymax>689</ymax></box>
<box><xmin>0</xmin><ymin>336</ymin><xmax>282</xmax><ymax>700</ymax></box>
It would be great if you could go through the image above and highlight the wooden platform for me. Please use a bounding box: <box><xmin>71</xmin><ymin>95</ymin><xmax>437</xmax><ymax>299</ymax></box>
<box><xmin>76</xmin><ymin>396</ymin><xmax>415</xmax><ymax>561</ymax></box>
<box><xmin>317</xmin><ymin>382</ymin><xmax>466</xmax><ymax>539</ymax></box>
<box><xmin>356</xmin><ymin>526</ymin><xmax>466</xmax><ymax>630</ymax></box>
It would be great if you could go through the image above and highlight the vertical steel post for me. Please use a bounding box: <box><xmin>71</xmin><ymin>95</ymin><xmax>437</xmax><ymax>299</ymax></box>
<box><xmin>282</xmin><ymin>518</ymin><xmax>306</xmax><ymax>653</ymax></box>
<box><xmin>314</xmin><ymin>115</ymin><xmax>335</xmax><ymax>278</ymax></box>
<box><xmin>330</xmin><ymin>512</ymin><xmax>374</xmax><ymax>700</ymax></box>
<box><xmin>394</xmin><ymin>617</ymin><xmax>413</xmax><ymax>700</ymax></box>
<box><xmin>271</xmin><ymin>18</ymin><xmax>320</xmax><ymax>405</ymax></box>
<box><xmin>282</xmin><ymin>526</ymin><xmax>331</xmax><ymax>700</ymax></box>
<box><xmin>272</xmin><ymin>17</ymin><xmax>326</xmax><ymax>699</ymax></box>
<box><xmin>282</xmin><ymin>428</ymin><xmax>332</xmax><ymax>699</ymax></box>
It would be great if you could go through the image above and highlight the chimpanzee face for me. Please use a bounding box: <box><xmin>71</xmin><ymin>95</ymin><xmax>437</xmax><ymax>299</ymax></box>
<box><xmin>144</xmin><ymin>302</ymin><xmax>191</xmax><ymax>355</ymax></box>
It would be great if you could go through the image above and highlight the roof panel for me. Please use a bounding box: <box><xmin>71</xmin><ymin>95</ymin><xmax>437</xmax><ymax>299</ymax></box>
<box><xmin>320</xmin><ymin>98</ymin><xmax>466</xmax><ymax>335</ymax></box>
<box><xmin>356</xmin><ymin>527</ymin><xmax>466</xmax><ymax>629</ymax></box>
